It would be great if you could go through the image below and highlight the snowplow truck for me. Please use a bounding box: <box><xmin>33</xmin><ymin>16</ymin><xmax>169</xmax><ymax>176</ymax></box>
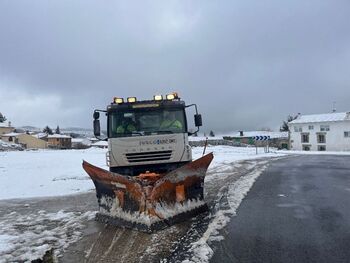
<box><xmin>83</xmin><ymin>93</ymin><xmax>213</xmax><ymax>232</ymax></box>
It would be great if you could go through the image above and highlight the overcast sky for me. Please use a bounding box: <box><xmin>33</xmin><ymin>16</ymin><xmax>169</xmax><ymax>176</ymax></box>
<box><xmin>1</xmin><ymin>0</ymin><xmax>349</xmax><ymax>132</ymax></box>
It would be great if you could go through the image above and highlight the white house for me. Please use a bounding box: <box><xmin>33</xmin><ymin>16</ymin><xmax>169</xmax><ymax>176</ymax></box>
<box><xmin>288</xmin><ymin>112</ymin><xmax>350</xmax><ymax>151</ymax></box>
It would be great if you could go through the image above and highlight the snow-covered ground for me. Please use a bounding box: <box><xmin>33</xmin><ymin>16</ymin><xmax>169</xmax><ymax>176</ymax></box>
<box><xmin>0</xmin><ymin>209</ymin><xmax>96</xmax><ymax>262</ymax></box>
<box><xmin>0</xmin><ymin>146</ymin><xmax>284</xmax><ymax>201</ymax></box>
<box><xmin>0</xmin><ymin>139</ymin><xmax>23</xmax><ymax>151</ymax></box>
<box><xmin>0</xmin><ymin>148</ymin><xmax>107</xmax><ymax>200</ymax></box>
<box><xmin>0</xmin><ymin>145</ymin><xmax>286</xmax><ymax>262</ymax></box>
<box><xmin>2</xmin><ymin>145</ymin><xmax>350</xmax><ymax>262</ymax></box>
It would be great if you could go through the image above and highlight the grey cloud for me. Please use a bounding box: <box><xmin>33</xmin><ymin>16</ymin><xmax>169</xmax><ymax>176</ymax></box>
<box><xmin>0</xmin><ymin>0</ymin><xmax>350</xmax><ymax>131</ymax></box>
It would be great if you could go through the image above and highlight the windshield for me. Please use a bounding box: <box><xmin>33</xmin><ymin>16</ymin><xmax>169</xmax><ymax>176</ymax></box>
<box><xmin>108</xmin><ymin>108</ymin><xmax>186</xmax><ymax>137</ymax></box>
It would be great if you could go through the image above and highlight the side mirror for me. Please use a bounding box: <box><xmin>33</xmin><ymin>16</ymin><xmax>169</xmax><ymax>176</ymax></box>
<box><xmin>194</xmin><ymin>114</ymin><xmax>202</xmax><ymax>127</ymax></box>
<box><xmin>93</xmin><ymin>111</ymin><xmax>100</xmax><ymax>120</ymax></box>
<box><xmin>93</xmin><ymin>119</ymin><xmax>101</xmax><ymax>137</ymax></box>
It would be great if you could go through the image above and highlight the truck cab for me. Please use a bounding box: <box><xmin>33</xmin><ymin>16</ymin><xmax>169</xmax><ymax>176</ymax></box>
<box><xmin>93</xmin><ymin>93</ymin><xmax>202</xmax><ymax>176</ymax></box>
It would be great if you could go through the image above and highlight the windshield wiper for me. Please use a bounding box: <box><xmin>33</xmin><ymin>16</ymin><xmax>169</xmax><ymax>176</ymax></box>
<box><xmin>154</xmin><ymin>130</ymin><xmax>173</xmax><ymax>134</ymax></box>
<box><xmin>131</xmin><ymin>131</ymin><xmax>143</xmax><ymax>136</ymax></box>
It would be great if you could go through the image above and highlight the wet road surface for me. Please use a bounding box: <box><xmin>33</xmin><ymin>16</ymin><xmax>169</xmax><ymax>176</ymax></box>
<box><xmin>211</xmin><ymin>155</ymin><xmax>350</xmax><ymax>263</ymax></box>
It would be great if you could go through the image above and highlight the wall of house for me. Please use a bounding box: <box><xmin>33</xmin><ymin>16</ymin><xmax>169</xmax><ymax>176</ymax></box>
<box><xmin>289</xmin><ymin>121</ymin><xmax>350</xmax><ymax>151</ymax></box>
<box><xmin>0</xmin><ymin>136</ymin><xmax>14</xmax><ymax>143</ymax></box>
<box><xmin>0</xmin><ymin>127</ymin><xmax>14</xmax><ymax>135</ymax></box>
<box><xmin>47</xmin><ymin>138</ymin><xmax>72</xmax><ymax>149</ymax></box>
<box><xmin>17</xmin><ymin>134</ymin><xmax>47</xmax><ymax>149</ymax></box>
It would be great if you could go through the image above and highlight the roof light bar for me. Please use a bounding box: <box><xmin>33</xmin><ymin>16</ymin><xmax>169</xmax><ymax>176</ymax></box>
<box><xmin>166</xmin><ymin>92</ymin><xmax>179</xmax><ymax>100</ymax></box>
<box><xmin>127</xmin><ymin>97</ymin><xmax>137</xmax><ymax>103</ymax></box>
<box><xmin>114</xmin><ymin>97</ymin><xmax>124</xmax><ymax>104</ymax></box>
<box><xmin>154</xmin><ymin>95</ymin><xmax>163</xmax><ymax>101</ymax></box>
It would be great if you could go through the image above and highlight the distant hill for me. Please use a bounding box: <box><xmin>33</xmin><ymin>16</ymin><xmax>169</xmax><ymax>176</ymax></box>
<box><xmin>20</xmin><ymin>126</ymin><xmax>41</xmax><ymax>132</ymax></box>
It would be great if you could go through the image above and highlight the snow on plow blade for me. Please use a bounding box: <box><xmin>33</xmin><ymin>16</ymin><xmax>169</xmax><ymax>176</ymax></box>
<box><xmin>82</xmin><ymin>152</ymin><xmax>214</xmax><ymax>232</ymax></box>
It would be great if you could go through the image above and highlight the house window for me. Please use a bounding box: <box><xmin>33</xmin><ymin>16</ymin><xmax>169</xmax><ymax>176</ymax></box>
<box><xmin>57</xmin><ymin>138</ymin><xmax>59</xmax><ymax>142</ymax></box>
<box><xmin>317</xmin><ymin>133</ymin><xmax>326</xmax><ymax>143</ymax></box>
<box><xmin>301</xmin><ymin>133</ymin><xmax>309</xmax><ymax>143</ymax></box>
<box><xmin>344</xmin><ymin>131</ymin><xmax>350</xmax><ymax>138</ymax></box>
<box><xmin>302</xmin><ymin>145</ymin><xmax>311</xmax><ymax>151</ymax></box>
<box><xmin>320</xmin><ymin>125</ymin><xmax>330</xmax><ymax>131</ymax></box>
<box><xmin>294</xmin><ymin>126</ymin><xmax>302</xmax><ymax>132</ymax></box>
<box><xmin>308</xmin><ymin>125</ymin><xmax>314</xmax><ymax>130</ymax></box>
<box><xmin>318</xmin><ymin>145</ymin><xmax>326</xmax><ymax>151</ymax></box>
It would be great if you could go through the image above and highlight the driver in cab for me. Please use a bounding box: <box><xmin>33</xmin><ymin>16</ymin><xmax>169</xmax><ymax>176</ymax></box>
<box><xmin>160</xmin><ymin>111</ymin><xmax>182</xmax><ymax>131</ymax></box>
<box><xmin>116</xmin><ymin>116</ymin><xmax>136</xmax><ymax>134</ymax></box>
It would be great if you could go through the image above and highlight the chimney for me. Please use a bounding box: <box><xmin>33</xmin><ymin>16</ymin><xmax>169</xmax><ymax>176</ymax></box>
<box><xmin>239</xmin><ymin>131</ymin><xmax>244</xmax><ymax>137</ymax></box>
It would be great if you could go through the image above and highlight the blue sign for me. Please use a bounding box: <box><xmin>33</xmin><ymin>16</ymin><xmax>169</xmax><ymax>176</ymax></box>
<box><xmin>254</xmin><ymin>136</ymin><xmax>270</xmax><ymax>141</ymax></box>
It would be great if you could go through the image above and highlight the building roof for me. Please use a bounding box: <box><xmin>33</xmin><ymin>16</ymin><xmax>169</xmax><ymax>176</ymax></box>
<box><xmin>0</xmin><ymin>122</ymin><xmax>12</xmax><ymax>128</ymax></box>
<box><xmin>289</xmin><ymin>112</ymin><xmax>350</xmax><ymax>124</ymax></box>
<box><xmin>2</xmin><ymin>132</ymin><xmax>23</xmax><ymax>137</ymax></box>
<box><xmin>47</xmin><ymin>134</ymin><xmax>71</xmax><ymax>139</ymax></box>
<box><xmin>32</xmin><ymin>133</ymin><xmax>48</xmax><ymax>139</ymax></box>
<box><xmin>72</xmin><ymin>138</ymin><xmax>84</xmax><ymax>143</ymax></box>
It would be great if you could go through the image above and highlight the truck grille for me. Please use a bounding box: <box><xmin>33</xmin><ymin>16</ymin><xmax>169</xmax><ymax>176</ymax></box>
<box><xmin>125</xmin><ymin>150</ymin><xmax>172</xmax><ymax>163</ymax></box>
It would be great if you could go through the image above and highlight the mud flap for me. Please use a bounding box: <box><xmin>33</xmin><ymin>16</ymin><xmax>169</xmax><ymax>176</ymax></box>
<box><xmin>82</xmin><ymin>152</ymin><xmax>214</xmax><ymax>232</ymax></box>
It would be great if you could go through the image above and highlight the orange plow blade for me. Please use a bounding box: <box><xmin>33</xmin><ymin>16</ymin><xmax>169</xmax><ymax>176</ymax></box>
<box><xmin>82</xmin><ymin>152</ymin><xmax>214</xmax><ymax>232</ymax></box>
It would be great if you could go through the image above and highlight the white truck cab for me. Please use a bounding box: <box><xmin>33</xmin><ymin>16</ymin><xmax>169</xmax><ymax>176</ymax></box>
<box><xmin>93</xmin><ymin>93</ymin><xmax>202</xmax><ymax>176</ymax></box>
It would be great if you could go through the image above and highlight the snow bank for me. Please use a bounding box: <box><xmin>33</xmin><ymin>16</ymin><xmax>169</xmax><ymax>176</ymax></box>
<box><xmin>0</xmin><ymin>148</ymin><xmax>107</xmax><ymax>200</ymax></box>
<box><xmin>0</xmin><ymin>209</ymin><xmax>96</xmax><ymax>262</ymax></box>
<box><xmin>0</xmin><ymin>146</ymin><xmax>284</xmax><ymax>201</ymax></box>
<box><xmin>192</xmin><ymin>145</ymin><xmax>283</xmax><ymax>170</ymax></box>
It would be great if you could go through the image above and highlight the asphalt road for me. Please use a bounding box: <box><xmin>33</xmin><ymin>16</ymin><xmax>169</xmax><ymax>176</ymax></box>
<box><xmin>211</xmin><ymin>155</ymin><xmax>350</xmax><ymax>263</ymax></box>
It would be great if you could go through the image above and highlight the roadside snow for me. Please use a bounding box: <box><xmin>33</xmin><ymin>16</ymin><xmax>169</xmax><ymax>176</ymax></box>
<box><xmin>0</xmin><ymin>145</ymin><xmax>285</xmax><ymax>262</ymax></box>
<box><xmin>0</xmin><ymin>146</ymin><xmax>284</xmax><ymax>200</ymax></box>
<box><xmin>0</xmin><ymin>209</ymin><xmax>96</xmax><ymax>262</ymax></box>
<box><xmin>192</xmin><ymin>145</ymin><xmax>284</xmax><ymax>170</ymax></box>
<box><xmin>0</xmin><ymin>148</ymin><xmax>107</xmax><ymax>200</ymax></box>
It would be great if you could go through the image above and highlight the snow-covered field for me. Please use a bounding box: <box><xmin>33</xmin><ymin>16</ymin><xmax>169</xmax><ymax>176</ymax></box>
<box><xmin>0</xmin><ymin>146</ymin><xmax>284</xmax><ymax>201</ymax></box>
<box><xmin>2</xmin><ymin>145</ymin><xmax>350</xmax><ymax>262</ymax></box>
<box><xmin>0</xmin><ymin>148</ymin><xmax>107</xmax><ymax>200</ymax></box>
<box><xmin>0</xmin><ymin>146</ymin><xmax>286</xmax><ymax>262</ymax></box>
